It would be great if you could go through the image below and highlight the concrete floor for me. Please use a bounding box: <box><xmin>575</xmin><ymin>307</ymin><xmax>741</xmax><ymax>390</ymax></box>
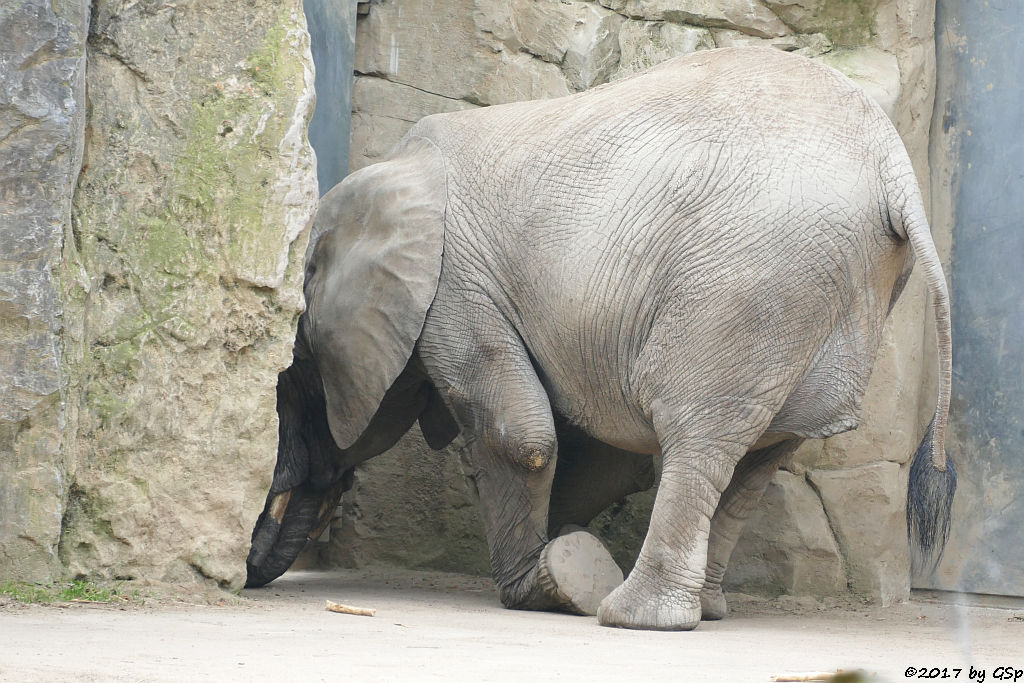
<box><xmin>1</xmin><ymin>569</ymin><xmax>1021</xmax><ymax>682</ymax></box>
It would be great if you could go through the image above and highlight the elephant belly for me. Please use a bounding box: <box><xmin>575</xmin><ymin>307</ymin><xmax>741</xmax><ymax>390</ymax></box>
<box><xmin>547</xmin><ymin>388</ymin><xmax>662</xmax><ymax>456</ymax></box>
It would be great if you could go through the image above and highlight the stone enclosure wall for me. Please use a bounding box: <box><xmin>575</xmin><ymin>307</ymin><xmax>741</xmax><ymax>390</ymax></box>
<box><xmin>2</xmin><ymin>0</ymin><xmax>945</xmax><ymax>604</ymax></box>
<box><xmin>326</xmin><ymin>0</ymin><xmax>943</xmax><ymax>605</ymax></box>
<box><xmin>1</xmin><ymin>0</ymin><xmax>317</xmax><ymax>589</ymax></box>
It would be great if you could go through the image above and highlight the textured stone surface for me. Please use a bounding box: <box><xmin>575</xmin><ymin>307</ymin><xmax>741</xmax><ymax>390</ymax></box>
<box><xmin>324</xmin><ymin>428</ymin><xmax>490</xmax><ymax>576</ymax></box>
<box><xmin>58</xmin><ymin>1</ymin><xmax>317</xmax><ymax>589</ymax></box>
<box><xmin>561</xmin><ymin>4</ymin><xmax>626</xmax><ymax>90</ymax></box>
<box><xmin>808</xmin><ymin>462</ymin><xmax>910</xmax><ymax>604</ymax></box>
<box><xmin>613</xmin><ymin>0</ymin><xmax>791</xmax><ymax>37</ymax></box>
<box><xmin>471</xmin><ymin>50</ymin><xmax>572</xmax><ymax>105</ymax></box>
<box><xmin>614</xmin><ymin>20</ymin><xmax>714</xmax><ymax>79</ymax></box>
<box><xmin>0</xmin><ymin>0</ymin><xmax>88</xmax><ymax>582</ymax></box>
<box><xmin>480</xmin><ymin>0</ymin><xmax>585</xmax><ymax>64</ymax></box>
<box><xmin>762</xmin><ymin>0</ymin><xmax>883</xmax><ymax>46</ymax></box>
<box><xmin>349</xmin><ymin>76</ymin><xmax>477</xmax><ymax>170</ymax></box>
<box><xmin>355</xmin><ymin>0</ymin><xmax>494</xmax><ymax>101</ymax></box>
<box><xmin>726</xmin><ymin>471</ymin><xmax>846</xmax><ymax>597</ymax></box>
<box><xmin>475</xmin><ymin>0</ymin><xmax>624</xmax><ymax>90</ymax></box>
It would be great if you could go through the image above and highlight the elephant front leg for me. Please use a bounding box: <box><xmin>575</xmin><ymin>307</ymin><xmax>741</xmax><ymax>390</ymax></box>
<box><xmin>700</xmin><ymin>438</ymin><xmax>803</xmax><ymax>620</ymax></box>
<box><xmin>418</xmin><ymin>304</ymin><xmax>620</xmax><ymax>615</ymax></box>
<box><xmin>597</xmin><ymin>399</ymin><xmax>774</xmax><ymax>630</ymax></box>
<box><xmin>471</xmin><ymin>441</ymin><xmax>622</xmax><ymax>614</ymax></box>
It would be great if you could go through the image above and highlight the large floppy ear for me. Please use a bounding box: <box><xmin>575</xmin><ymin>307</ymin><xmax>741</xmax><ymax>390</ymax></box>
<box><xmin>303</xmin><ymin>136</ymin><xmax>446</xmax><ymax>450</ymax></box>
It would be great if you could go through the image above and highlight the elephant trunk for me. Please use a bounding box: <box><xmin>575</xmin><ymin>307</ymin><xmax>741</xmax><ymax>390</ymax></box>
<box><xmin>246</xmin><ymin>357</ymin><xmax>352</xmax><ymax>588</ymax></box>
<box><xmin>245</xmin><ymin>476</ymin><xmax>350</xmax><ymax>588</ymax></box>
<box><xmin>901</xmin><ymin>199</ymin><xmax>957</xmax><ymax>571</ymax></box>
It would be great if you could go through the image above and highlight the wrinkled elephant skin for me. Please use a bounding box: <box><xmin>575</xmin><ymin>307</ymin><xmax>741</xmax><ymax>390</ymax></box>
<box><xmin>246</xmin><ymin>48</ymin><xmax>956</xmax><ymax>631</ymax></box>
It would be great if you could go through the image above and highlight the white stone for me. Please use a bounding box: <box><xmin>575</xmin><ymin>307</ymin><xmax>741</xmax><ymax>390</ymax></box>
<box><xmin>356</xmin><ymin>0</ymin><xmax>496</xmax><ymax>101</ymax></box>
<box><xmin>470</xmin><ymin>50</ymin><xmax>572</xmax><ymax>106</ymax></box>
<box><xmin>353</xmin><ymin>75</ymin><xmax>478</xmax><ymax>123</ymax></box>
<box><xmin>475</xmin><ymin>0</ymin><xmax>624</xmax><ymax>90</ymax></box>
<box><xmin>726</xmin><ymin>471</ymin><xmax>846</xmax><ymax>597</ymax></box>
<box><xmin>508</xmin><ymin>0</ymin><xmax>581</xmax><ymax>63</ymax></box>
<box><xmin>562</xmin><ymin>4</ymin><xmax>626</xmax><ymax>89</ymax></box>
<box><xmin>614</xmin><ymin>20</ymin><xmax>714</xmax><ymax>80</ymax></box>
<box><xmin>808</xmin><ymin>462</ymin><xmax>911</xmax><ymax>604</ymax></box>
<box><xmin>619</xmin><ymin>0</ymin><xmax>791</xmax><ymax>38</ymax></box>
<box><xmin>349</xmin><ymin>112</ymin><xmax>417</xmax><ymax>172</ymax></box>
<box><xmin>711</xmin><ymin>28</ymin><xmax>833</xmax><ymax>57</ymax></box>
<box><xmin>349</xmin><ymin>76</ymin><xmax>478</xmax><ymax>171</ymax></box>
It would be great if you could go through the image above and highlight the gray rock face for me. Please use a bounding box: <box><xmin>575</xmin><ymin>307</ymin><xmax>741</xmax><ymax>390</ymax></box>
<box><xmin>726</xmin><ymin>471</ymin><xmax>846</xmax><ymax>597</ymax></box>
<box><xmin>324</xmin><ymin>428</ymin><xmax>490</xmax><ymax>576</ymax></box>
<box><xmin>612</xmin><ymin>0</ymin><xmax>791</xmax><ymax>38</ymax></box>
<box><xmin>808</xmin><ymin>463</ymin><xmax>911</xmax><ymax>604</ymax></box>
<box><xmin>0</xmin><ymin>0</ymin><xmax>317</xmax><ymax>589</ymax></box>
<box><xmin>56</xmin><ymin>0</ymin><xmax>317</xmax><ymax>590</ymax></box>
<box><xmin>614</xmin><ymin>19</ymin><xmax>714</xmax><ymax>79</ymax></box>
<box><xmin>0</xmin><ymin>0</ymin><xmax>88</xmax><ymax>582</ymax></box>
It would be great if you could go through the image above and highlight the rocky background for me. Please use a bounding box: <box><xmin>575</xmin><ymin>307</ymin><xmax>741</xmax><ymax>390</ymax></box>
<box><xmin>323</xmin><ymin>0</ymin><xmax>943</xmax><ymax>605</ymax></box>
<box><xmin>1</xmin><ymin>0</ymin><xmax>317</xmax><ymax>589</ymax></box>
<box><xmin>2</xmin><ymin>0</ymin><xmax>946</xmax><ymax>604</ymax></box>
<box><xmin>1</xmin><ymin>0</ymin><xmax>88</xmax><ymax>583</ymax></box>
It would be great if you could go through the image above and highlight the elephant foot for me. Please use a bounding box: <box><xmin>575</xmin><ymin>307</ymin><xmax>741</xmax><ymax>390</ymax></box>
<box><xmin>534</xmin><ymin>530</ymin><xmax>623</xmax><ymax>616</ymax></box>
<box><xmin>699</xmin><ymin>584</ymin><xmax>727</xmax><ymax>620</ymax></box>
<box><xmin>596</xmin><ymin>572</ymin><xmax>701</xmax><ymax>631</ymax></box>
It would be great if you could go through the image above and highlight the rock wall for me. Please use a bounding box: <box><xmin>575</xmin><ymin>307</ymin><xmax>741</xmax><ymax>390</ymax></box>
<box><xmin>0</xmin><ymin>1</ymin><xmax>317</xmax><ymax>590</ymax></box>
<box><xmin>59</xmin><ymin>0</ymin><xmax>317</xmax><ymax>589</ymax></box>
<box><xmin>332</xmin><ymin>0</ymin><xmax>940</xmax><ymax>605</ymax></box>
<box><xmin>0</xmin><ymin>0</ymin><xmax>88</xmax><ymax>583</ymax></box>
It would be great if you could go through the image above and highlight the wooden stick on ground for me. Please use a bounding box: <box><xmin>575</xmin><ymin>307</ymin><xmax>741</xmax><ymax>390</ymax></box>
<box><xmin>325</xmin><ymin>600</ymin><xmax>376</xmax><ymax>617</ymax></box>
<box><xmin>770</xmin><ymin>673</ymin><xmax>837</xmax><ymax>682</ymax></box>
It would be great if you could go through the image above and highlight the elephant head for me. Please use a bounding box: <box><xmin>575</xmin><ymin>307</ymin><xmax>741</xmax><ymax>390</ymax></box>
<box><xmin>245</xmin><ymin>136</ymin><xmax>456</xmax><ymax>587</ymax></box>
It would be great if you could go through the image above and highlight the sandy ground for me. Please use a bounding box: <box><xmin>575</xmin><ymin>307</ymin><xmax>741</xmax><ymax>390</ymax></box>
<box><xmin>1</xmin><ymin>569</ymin><xmax>1021</xmax><ymax>683</ymax></box>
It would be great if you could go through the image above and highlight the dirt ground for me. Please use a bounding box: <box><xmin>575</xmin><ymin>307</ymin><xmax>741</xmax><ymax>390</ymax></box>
<box><xmin>1</xmin><ymin>569</ymin><xmax>1021</xmax><ymax>683</ymax></box>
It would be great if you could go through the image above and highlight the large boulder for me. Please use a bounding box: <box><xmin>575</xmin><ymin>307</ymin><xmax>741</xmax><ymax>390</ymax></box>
<box><xmin>56</xmin><ymin>0</ymin><xmax>317</xmax><ymax>589</ymax></box>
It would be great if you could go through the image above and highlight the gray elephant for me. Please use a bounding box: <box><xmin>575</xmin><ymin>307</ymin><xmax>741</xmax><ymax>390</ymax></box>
<box><xmin>245</xmin><ymin>47</ymin><xmax>955</xmax><ymax>631</ymax></box>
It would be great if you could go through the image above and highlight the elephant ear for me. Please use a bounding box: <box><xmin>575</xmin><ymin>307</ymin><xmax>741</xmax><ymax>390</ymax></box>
<box><xmin>304</xmin><ymin>137</ymin><xmax>446</xmax><ymax>450</ymax></box>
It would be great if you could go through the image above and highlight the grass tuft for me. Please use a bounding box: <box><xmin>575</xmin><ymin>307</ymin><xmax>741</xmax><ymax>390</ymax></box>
<box><xmin>0</xmin><ymin>580</ymin><xmax>134</xmax><ymax>605</ymax></box>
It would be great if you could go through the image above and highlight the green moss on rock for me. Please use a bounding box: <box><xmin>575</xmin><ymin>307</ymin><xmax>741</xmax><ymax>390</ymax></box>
<box><xmin>767</xmin><ymin>0</ymin><xmax>879</xmax><ymax>47</ymax></box>
<box><xmin>62</xmin><ymin>2</ymin><xmax>316</xmax><ymax>589</ymax></box>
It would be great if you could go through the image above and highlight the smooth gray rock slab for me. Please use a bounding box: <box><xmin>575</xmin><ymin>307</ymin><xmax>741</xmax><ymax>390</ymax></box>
<box><xmin>0</xmin><ymin>0</ymin><xmax>88</xmax><ymax>582</ymax></box>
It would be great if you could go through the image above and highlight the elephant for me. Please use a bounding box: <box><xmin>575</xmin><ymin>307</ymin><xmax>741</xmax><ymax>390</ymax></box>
<box><xmin>245</xmin><ymin>47</ymin><xmax>956</xmax><ymax>631</ymax></box>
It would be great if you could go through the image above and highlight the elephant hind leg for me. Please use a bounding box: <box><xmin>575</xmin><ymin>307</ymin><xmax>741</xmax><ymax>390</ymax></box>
<box><xmin>700</xmin><ymin>438</ymin><xmax>803</xmax><ymax>620</ymax></box>
<box><xmin>597</xmin><ymin>398</ymin><xmax>775</xmax><ymax>630</ymax></box>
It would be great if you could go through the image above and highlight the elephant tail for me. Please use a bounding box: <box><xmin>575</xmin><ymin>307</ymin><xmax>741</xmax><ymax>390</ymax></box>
<box><xmin>900</xmin><ymin>198</ymin><xmax>957</xmax><ymax>572</ymax></box>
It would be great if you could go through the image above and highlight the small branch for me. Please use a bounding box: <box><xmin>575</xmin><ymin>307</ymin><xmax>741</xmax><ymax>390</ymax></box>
<box><xmin>325</xmin><ymin>600</ymin><xmax>376</xmax><ymax>617</ymax></box>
